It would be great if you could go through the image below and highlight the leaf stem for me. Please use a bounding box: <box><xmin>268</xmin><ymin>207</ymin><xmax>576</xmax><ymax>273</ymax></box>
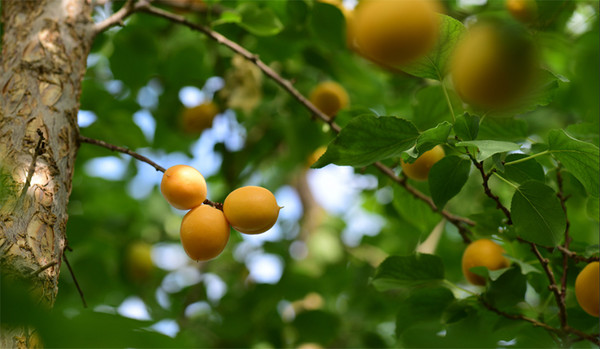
<box><xmin>491</xmin><ymin>171</ymin><xmax>519</xmax><ymax>190</ymax></box>
<box><xmin>441</xmin><ymin>81</ymin><xmax>455</xmax><ymax>122</ymax></box>
<box><xmin>443</xmin><ymin>279</ymin><xmax>477</xmax><ymax>296</ymax></box>
<box><xmin>503</xmin><ymin>150</ymin><xmax>550</xmax><ymax>166</ymax></box>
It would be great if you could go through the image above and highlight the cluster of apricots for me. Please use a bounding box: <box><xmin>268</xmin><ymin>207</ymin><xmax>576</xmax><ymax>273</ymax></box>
<box><xmin>160</xmin><ymin>165</ymin><xmax>280</xmax><ymax>261</ymax></box>
<box><xmin>320</xmin><ymin>0</ymin><xmax>538</xmax><ymax>109</ymax></box>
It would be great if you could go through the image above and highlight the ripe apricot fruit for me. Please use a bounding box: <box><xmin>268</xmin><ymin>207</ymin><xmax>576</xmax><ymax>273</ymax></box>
<box><xmin>353</xmin><ymin>0</ymin><xmax>439</xmax><ymax>66</ymax></box>
<box><xmin>506</xmin><ymin>0</ymin><xmax>538</xmax><ymax>23</ymax></box>
<box><xmin>180</xmin><ymin>205</ymin><xmax>230</xmax><ymax>261</ymax></box>
<box><xmin>309</xmin><ymin>81</ymin><xmax>349</xmax><ymax>117</ymax></box>
<box><xmin>181</xmin><ymin>102</ymin><xmax>219</xmax><ymax>134</ymax></box>
<box><xmin>307</xmin><ymin>146</ymin><xmax>327</xmax><ymax>167</ymax></box>
<box><xmin>400</xmin><ymin>145</ymin><xmax>445</xmax><ymax>181</ymax></box>
<box><xmin>451</xmin><ymin>20</ymin><xmax>537</xmax><ymax>109</ymax></box>
<box><xmin>161</xmin><ymin>165</ymin><xmax>207</xmax><ymax>210</ymax></box>
<box><xmin>223</xmin><ymin>186</ymin><xmax>280</xmax><ymax>234</ymax></box>
<box><xmin>125</xmin><ymin>241</ymin><xmax>153</xmax><ymax>281</ymax></box>
<box><xmin>575</xmin><ymin>261</ymin><xmax>599</xmax><ymax>317</ymax></box>
<box><xmin>461</xmin><ymin>239</ymin><xmax>510</xmax><ymax>286</ymax></box>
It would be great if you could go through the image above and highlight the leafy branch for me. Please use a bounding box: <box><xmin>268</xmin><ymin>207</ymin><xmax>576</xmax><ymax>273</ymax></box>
<box><xmin>131</xmin><ymin>2</ymin><xmax>476</xmax><ymax>235</ymax></box>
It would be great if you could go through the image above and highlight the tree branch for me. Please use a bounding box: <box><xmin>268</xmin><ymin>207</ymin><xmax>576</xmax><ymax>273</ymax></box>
<box><xmin>137</xmin><ymin>4</ymin><xmax>476</xmax><ymax>236</ymax></box>
<box><xmin>529</xmin><ymin>242</ymin><xmax>567</xmax><ymax>329</ymax></box>
<box><xmin>78</xmin><ymin>135</ymin><xmax>166</xmax><ymax>172</ymax></box>
<box><xmin>480</xmin><ymin>298</ymin><xmax>560</xmax><ymax>335</ymax></box>
<box><xmin>471</xmin><ymin>157</ymin><xmax>512</xmax><ymax>224</ymax></box>
<box><xmin>78</xmin><ymin>135</ymin><xmax>224</xmax><ymax>209</ymax></box>
<box><xmin>93</xmin><ymin>0</ymin><xmax>146</xmax><ymax>35</ymax></box>
<box><xmin>555</xmin><ymin>245</ymin><xmax>599</xmax><ymax>263</ymax></box>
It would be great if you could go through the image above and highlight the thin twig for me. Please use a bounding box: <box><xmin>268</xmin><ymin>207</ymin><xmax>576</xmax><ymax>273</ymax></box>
<box><xmin>471</xmin><ymin>157</ymin><xmax>512</xmax><ymax>224</ymax></box>
<box><xmin>19</xmin><ymin>129</ymin><xmax>45</xmax><ymax>201</ymax></box>
<box><xmin>138</xmin><ymin>4</ymin><xmax>477</xmax><ymax>234</ymax></box>
<box><xmin>62</xmin><ymin>246</ymin><xmax>87</xmax><ymax>308</ymax></box>
<box><xmin>30</xmin><ymin>261</ymin><xmax>58</xmax><ymax>276</ymax></box>
<box><xmin>93</xmin><ymin>0</ymin><xmax>142</xmax><ymax>35</ymax></box>
<box><xmin>556</xmin><ymin>245</ymin><xmax>599</xmax><ymax>263</ymax></box>
<box><xmin>480</xmin><ymin>298</ymin><xmax>560</xmax><ymax>335</ymax></box>
<box><xmin>373</xmin><ymin>161</ymin><xmax>473</xmax><ymax>243</ymax></box>
<box><xmin>556</xmin><ymin>168</ymin><xmax>571</xmax><ymax>332</ymax></box>
<box><xmin>529</xmin><ymin>242</ymin><xmax>567</xmax><ymax>329</ymax></box>
<box><xmin>78</xmin><ymin>135</ymin><xmax>166</xmax><ymax>172</ymax></box>
<box><xmin>78</xmin><ymin>135</ymin><xmax>226</xmax><ymax>209</ymax></box>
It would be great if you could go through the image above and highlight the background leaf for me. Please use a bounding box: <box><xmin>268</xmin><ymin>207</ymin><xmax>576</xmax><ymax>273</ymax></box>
<box><xmin>428</xmin><ymin>155</ymin><xmax>471</xmax><ymax>209</ymax></box>
<box><xmin>395</xmin><ymin>287</ymin><xmax>455</xmax><ymax>336</ymax></box>
<box><xmin>372</xmin><ymin>254</ymin><xmax>445</xmax><ymax>291</ymax></box>
<box><xmin>400</xmin><ymin>15</ymin><xmax>466</xmax><ymax>80</ymax></box>
<box><xmin>314</xmin><ymin>115</ymin><xmax>419</xmax><ymax>168</ymax></box>
<box><xmin>236</xmin><ymin>3</ymin><xmax>284</xmax><ymax>36</ymax></box>
<box><xmin>455</xmin><ymin>140</ymin><xmax>521</xmax><ymax>161</ymax></box>
<box><xmin>453</xmin><ymin>112</ymin><xmax>479</xmax><ymax>141</ymax></box>
<box><xmin>406</xmin><ymin>122</ymin><xmax>452</xmax><ymax>159</ymax></box>
<box><xmin>548</xmin><ymin>129</ymin><xmax>600</xmax><ymax>197</ymax></box>
<box><xmin>511</xmin><ymin>180</ymin><xmax>566</xmax><ymax>247</ymax></box>
<box><xmin>502</xmin><ymin>153</ymin><xmax>545</xmax><ymax>184</ymax></box>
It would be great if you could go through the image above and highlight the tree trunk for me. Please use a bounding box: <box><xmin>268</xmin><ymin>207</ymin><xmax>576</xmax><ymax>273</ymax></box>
<box><xmin>0</xmin><ymin>0</ymin><xmax>93</xmax><ymax>346</ymax></box>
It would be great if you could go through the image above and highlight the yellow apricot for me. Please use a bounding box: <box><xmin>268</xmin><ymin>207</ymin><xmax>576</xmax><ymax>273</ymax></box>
<box><xmin>461</xmin><ymin>239</ymin><xmax>510</xmax><ymax>286</ymax></box>
<box><xmin>180</xmin><ymin>205</ymin><xmax>230</xmax><ymax>261</ymax></box>
<box><xmin>575</xmin><ymin>261</ymin><xmax>599</xmax><ymax>317</ymax></box>
<box><xmin>400</xmin><ymin>145</ymin><xmax>445</xmax><ymax>181</ymax></box>
<box><xmin>353</xmin><ymin>0</ymin><xmax>439</xmax><ymax>66</ymax></box>
<box><xmin>125</xmin><ymin>241</ymin><xmax>153</xmax><ymax>281</ymax></box>
<box><xmin>223</xmin><ymin>186</ymin><xmax>280</xmax><ymax>234</ymax></box>
<box><xmin>161</xmin><ymin>165</ymin><xmax>207</xmax><ymax>210</ymax></box>
<box><xmin>181</xmin><ymin>102</ymin><xmax>219</xmax><ymax>134</ymax></box>
<box><xmin>506</xmin><ymin>0</ymin><xmax>538</xmax><ymax>24</ymax></box>
<box><xmin>451</xmin><ymin>21</ymin><xmax>537</xmax><ymax>109</ymax></box>
<box><xmin>306</xmin><ymin>146</ymin><xmax>327</xmax><ymax>168</ymax></box>
<box><xmin>309</xmin><ymin>81</ymin><xmax>349</xmax><ymax>117</ymax></box>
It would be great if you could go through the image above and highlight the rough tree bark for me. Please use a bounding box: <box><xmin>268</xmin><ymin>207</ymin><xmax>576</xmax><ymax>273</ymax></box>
<box><xmin>0</xmin><ymin>0</ymin><xmax>94</xmax><ymax>347</ymax></box>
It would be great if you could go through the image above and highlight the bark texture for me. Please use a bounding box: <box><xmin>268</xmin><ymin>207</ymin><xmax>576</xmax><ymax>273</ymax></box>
<box><xmin>0</xmin><ymin>0</ymin><xmax>94</xmax><ymax>347</ymax></box>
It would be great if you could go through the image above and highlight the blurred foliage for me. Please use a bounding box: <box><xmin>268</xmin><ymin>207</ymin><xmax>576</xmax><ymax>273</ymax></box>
<box><xmin>2</xmin><ymin>0</ymin><xmax>599</xmax><ymax>348</ymax></box>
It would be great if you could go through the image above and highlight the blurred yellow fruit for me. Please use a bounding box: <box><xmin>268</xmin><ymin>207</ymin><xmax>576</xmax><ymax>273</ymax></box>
<box><xmin>223</xmin><ymin>186</ymin><xmax>280</xmax><ymax>234</ymax></box>
<box><xmin>575</xmin><ymin>261</ymin><xmax>599</xmax><ymax>317</ymax></box>
<box><xmin>126</xmin><ymin>241</ymin><xmax>153</xmax><ymax>281</ymax></box>
<box><xmin>461</xmin><ymin>239</ymin><xmax>510</xmax><ymax>286</ymax></box>
<box><xmin>161</xmin><ymin>165</ymin><xmax>207</xmax><ymax>210</ymax></box>
<box><xmin>400</xmin><ymin>145</ymin><xmax>445</xmax><ymax>181</ymax></box>
<box><xmin>180</xmin><ymin>205</ymin><xmax>230</xmax><ymax>261</ymax></box>
<box><xmin>506</xmin><ymin>0</ymin><xmax>538</xmax><ymax>23</ymax></box>
<box><xmin>309</xmin><ymin>81</ymin><xmax>349</xmax><ymax>117</ymax></box>
<box><xmin>353</xmin><ymin>0</ymin><xmax>439</xmax><ymax>66</ymax></box>
<box><xmin>181</xmin><ymin>102</ymin><xmax>219</xmax><ymax>134</ymax></box>
<box><xmin>451</xmin><ymin>21</ymin><xmax>537</xmax><ymax>109</ymax></box>
<box><xmin>307</xmin><ymin>146</ymin><xmax>327</xmax><ymax>167</ymax></box>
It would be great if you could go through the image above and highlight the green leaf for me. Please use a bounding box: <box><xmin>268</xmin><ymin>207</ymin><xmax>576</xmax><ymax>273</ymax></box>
<box><xmin>213</xmin><ymin>10</ymin><xmax>242</xmax><ymax>26</ymax></box>
<box><xmin>511</xmin><ymin>181</ymin><xmax>566</xmax><ymax>247</ymax></box>
<box><xmin>236</xmin><ymin>3</ymin><xmax>284</xmax><ymax>36</ymax></box>
<box><xmin>310</xmin><ymin>2</ymin><xmax>345</xmax><ymax>50</ymax></box>
<box><xmin>587</xmin><ymin>197</ymin><xmax>599</xmax><ymax>222</ymax></box>
<box><xmin>502</xmin><ymin>153</ymin><xmax>545</xmax><ymax>184</ymax></box>
<box><xmin>313</xmin><ymin>115</ymin><xmax>419</xmax><ymax>168</ymax></box>
<box><xmin>484</xmin><ymin>266</ymin><xmax>527</xmax><ymax>309</ymax></box>
<box><xmin>453</xmin><ymin>112</ymin><xmax>479</xmax><ymax>141</ymax></box>
<box><xmin>392</xmin><ymin>185</ymin><xmax>439</xmax><ymax>235</ymax></box>
<box><xmin>372</xmin><ymin>254</ymin><xmax>444</xmax><ymax>291</ymax></box>
<box><xmin>396</xmin><ymin>287</ymin><xmax>455</xmax><ymax>336</ymax></box>
<box><xmin>548</xmin><ymin>129</ymin><xmax>600</xmax><ymax>197</ymax></box>
<box><xmin>406</xmin><ymin>122</ymin><xmax>452</xmax><ymax>159</ymax></box>
<box><xmin>478</xmin><ymin>117</ymin><xmax>528</xmax><ymax>141</ymax></box>
<box><xmin>505</xmin><ymin>256</ymin><xmax>540</xmax><ymax>275</ymax></box>
<box><xmin>428</xmin><ymin>155</ymin><xmax>471</xmax><ymax>209</ymax></box>
<box><xmin>455</xmin><ymin>140</ymin><xmax>521</xmax><ymax>161</ymax></box>
<box><xmin>400</xmin><ymin>15</ymin><xmax>466</xmax><ymax>80</ymax></box>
